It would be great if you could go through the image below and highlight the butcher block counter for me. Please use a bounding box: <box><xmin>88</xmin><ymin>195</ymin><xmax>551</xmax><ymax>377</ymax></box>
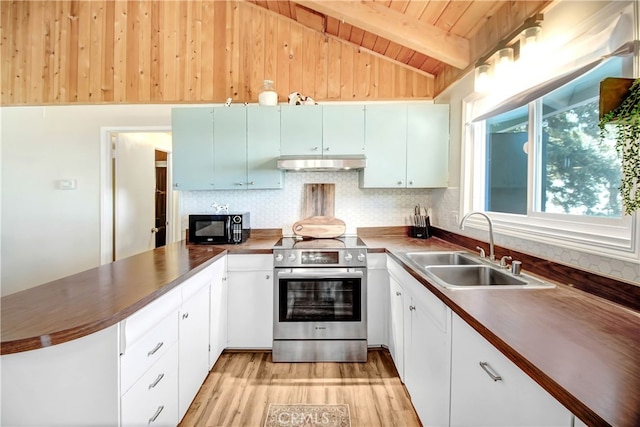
<box><xmin>2</xmin><ymin>231</ymin><xmax>639</xmax><ymax>427</ymax></box>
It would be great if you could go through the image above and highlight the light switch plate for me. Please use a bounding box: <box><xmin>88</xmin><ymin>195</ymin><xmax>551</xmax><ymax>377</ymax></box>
<box><xmin>57</xmin><ymin>179</ymin><xmax>77</xmax><ymax>190</ymax></box>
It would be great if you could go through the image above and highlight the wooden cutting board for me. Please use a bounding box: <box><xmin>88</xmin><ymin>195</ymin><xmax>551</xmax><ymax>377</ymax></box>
<box><xmin>292</xmin><ymin>216</ymin><xmax>346</xmax><ymax>238</ymax></box>
<box><xmin>303</xmin><ymin>183</ymin><xmax>335</xmax><ymax>218</ymax></box>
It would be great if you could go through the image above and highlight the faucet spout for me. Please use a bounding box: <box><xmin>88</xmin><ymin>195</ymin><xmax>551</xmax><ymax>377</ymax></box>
<box><xmin>459</xmin><ymin>211</ymin><xmax>495</xmax><ymax>261</ymax></box>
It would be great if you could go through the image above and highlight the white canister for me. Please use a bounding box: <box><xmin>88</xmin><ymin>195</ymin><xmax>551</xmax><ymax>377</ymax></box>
<box><xmin>258</xmin><ymin>80</ymin><xmax>278</xmax><ymax>105</ymax></box>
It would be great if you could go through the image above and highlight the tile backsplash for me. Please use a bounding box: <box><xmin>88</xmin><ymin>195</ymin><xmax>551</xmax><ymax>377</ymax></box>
<box><xmin>180</xmin><ymin>171</ymin><xmax>432</xmax><ymax>236</ymax></box>
<box><xmin>180</xmin><ymin>173</ymin><xmax>638</xmax><ymax>284</ymax></box>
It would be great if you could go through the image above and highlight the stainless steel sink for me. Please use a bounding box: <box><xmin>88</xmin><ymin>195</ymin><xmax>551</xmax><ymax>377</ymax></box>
<box><xmin>424</xmin><ymin>265</ymin><xmax>555</xmax><ymax>289</ymax></box>
<box><xmin>403</xmin><ymin>251</ymin><xmax>480</xmax><ymax>266</ymax></box>
<box><xmin>398</xmin><ymin>250</ymin><xmax>555</xmax><ymax>289</ymax></box>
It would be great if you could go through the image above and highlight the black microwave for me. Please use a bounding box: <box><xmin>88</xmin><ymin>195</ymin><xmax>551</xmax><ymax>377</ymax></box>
<box><xmin>188</xmin><ymin>213</ymin><xmax>250</xmax><ymax>244</ymax></box>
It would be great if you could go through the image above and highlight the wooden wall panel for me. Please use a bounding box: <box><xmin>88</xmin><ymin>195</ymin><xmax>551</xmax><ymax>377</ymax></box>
<box><xmin>0</xmin><ymin>0</ymin><xmax>433</xmax><ymax>106</ymax></box>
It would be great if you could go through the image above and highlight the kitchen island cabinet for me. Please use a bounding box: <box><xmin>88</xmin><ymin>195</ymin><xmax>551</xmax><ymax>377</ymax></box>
<box><xmin>178</xmin><ymin>267</ymin><xmax>213</xmax><ymax>420</ymax></box>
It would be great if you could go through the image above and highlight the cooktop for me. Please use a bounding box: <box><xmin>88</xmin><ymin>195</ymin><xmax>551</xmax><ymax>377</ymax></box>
<box><xmin>274</xmin><ymin>236</ymin><xmax>367</xmax><ymax>250</ymax></box>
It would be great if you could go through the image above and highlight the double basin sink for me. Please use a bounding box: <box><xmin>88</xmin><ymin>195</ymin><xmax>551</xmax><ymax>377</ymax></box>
<box><xmin>399</xmin><ymin>251</ymin><xmax>555</xmax><ymax>290</ymax></box>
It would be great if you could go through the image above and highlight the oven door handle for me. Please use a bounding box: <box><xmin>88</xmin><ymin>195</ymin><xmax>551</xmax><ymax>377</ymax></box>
<box><xmin>276</xmin><ymin>269</ymin><xmax>364</xmax><ymax>279</ymax></box>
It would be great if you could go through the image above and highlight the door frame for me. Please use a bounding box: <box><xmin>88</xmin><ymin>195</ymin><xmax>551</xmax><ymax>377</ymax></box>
<box><xmin>100</xmin><ymin>126</ymin><xmax>176</xmax><ymax>264</ymax></box>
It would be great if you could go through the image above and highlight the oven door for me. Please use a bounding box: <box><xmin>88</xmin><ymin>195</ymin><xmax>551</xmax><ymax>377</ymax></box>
<box><xmin>273</xmin><ymin>268</ymin><xmax>367</xmax><ymax>340</ymax></box>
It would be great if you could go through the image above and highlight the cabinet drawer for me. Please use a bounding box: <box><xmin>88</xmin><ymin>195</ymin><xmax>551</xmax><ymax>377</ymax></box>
<box><xmin>182</xmin><ymin>264</ymin><xmax>214</xmax><ymax>302</ymax></box>
<box><xmin>227</xmin><ymin>254</ymin><xmax>273</xmax><ymax>271</ymax></box>
<box><xmin>121</xmin><ymin>287</ymin><xmax>181</xmax><ymax>350</ymax></box>
<box><xmin>121</xmin><ymin>311</ymin><xmax>179</xmax><ymax>393</ymax></box>
<box><xmin>121</xmin><ymin>342</ymin><xmax>179</xmax><ymax>427</ymax></box>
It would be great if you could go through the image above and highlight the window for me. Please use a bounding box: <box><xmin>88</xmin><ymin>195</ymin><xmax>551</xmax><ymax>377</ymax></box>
<box><xmin>464</xmin><ymin>57</ymin><xmax>636</xmax><ymax>258</ymax></box>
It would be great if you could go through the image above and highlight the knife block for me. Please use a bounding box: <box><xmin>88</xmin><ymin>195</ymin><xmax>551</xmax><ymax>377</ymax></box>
<box><xmin>412</xmin><ymin>217</ymin><xmax>431</xmax><ymax>239</ymax></box>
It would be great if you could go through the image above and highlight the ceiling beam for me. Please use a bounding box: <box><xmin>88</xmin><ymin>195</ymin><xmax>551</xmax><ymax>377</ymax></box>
<box><xmin>295</xmin><ymin>0</ymin><xmax>470</xmax><ymax>69</ymax></box>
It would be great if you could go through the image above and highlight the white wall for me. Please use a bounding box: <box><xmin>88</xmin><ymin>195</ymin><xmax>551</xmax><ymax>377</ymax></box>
<box><xmin>434</xmin><ymin>0</ymin><xmax>640</xmax><ymax>284</ymax></box>
<box><xmin>0</xmin><ymin>105</ymin><xmax>181</xmax><ymax>295</ymax></box>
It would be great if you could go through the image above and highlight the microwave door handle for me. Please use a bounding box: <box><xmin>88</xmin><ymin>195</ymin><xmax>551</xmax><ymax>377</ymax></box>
<box><xmin>226</xmin><ymin>217</ymin><xmax>231</xmax><ymax>242</ymax></box>
<box><xmin>276</xmin><ymin>270</ymin><xmax>364</xmax><ymax>279</ymax></box>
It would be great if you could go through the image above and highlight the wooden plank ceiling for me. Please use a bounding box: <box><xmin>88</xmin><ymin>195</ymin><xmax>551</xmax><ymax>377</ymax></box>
<box><xmin>247</xmin><ymin>0</ymin><xmax>553</xmax><ymax>93</ymax></box>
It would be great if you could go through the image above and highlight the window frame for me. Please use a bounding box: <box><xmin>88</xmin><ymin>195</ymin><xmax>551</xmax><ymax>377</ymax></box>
<box><xmin>461</xmin><ymin>97</ymin><xmax>638</xmax><ymax>262</ymax></box>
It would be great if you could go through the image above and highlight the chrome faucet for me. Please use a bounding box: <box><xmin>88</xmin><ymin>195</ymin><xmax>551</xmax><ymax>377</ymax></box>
<box><xmin>459</xmin><ymin>211</ymin><xmax>495</xmax><ymax>261</ymax></box>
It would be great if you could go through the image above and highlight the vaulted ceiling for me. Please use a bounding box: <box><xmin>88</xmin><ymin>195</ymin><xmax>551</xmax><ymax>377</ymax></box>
<box><xmin>246</xmin><ymin>0</ymin><xmax>555</xmax><ymax>94</ymax></box>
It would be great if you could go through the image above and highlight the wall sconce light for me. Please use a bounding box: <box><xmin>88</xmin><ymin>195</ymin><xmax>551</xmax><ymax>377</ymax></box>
<box><xmin>473</xmin><ymin>14</ymin><xmax>543</xmax><ymax>93</ymax></box>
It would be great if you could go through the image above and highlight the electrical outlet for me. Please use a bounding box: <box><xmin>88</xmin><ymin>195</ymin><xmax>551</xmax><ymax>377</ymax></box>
<box><xmin>452</xmin><ymin>210</ymin><xmax>459</xmax><ymax>224</ymax></box>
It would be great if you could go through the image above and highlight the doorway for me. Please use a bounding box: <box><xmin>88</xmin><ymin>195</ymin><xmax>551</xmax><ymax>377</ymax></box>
<box><xmin>100</xmin><ymin>128</ymin><xmax>177</xmax><ymax>264</ymax></box>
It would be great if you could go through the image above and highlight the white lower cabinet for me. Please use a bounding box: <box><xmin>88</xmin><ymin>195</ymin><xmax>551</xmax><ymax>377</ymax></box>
<box><xmin>450</xmin><ymin>314</ymin><xmax>572</xmax><ymax>427</ymax></box>
<box><xmin>388</xmin><ymin>273</ymin><xmax>406</xmax><ymax>380</ymax></box>
<box><xmin>387</xmin><ymin>257</ymin><xmax>452</xmax><ymax>427</ymax></box>
<box><xmin>226</xmin><ymin>254</ymin><xmax>274</xmax><ymax>349</ymax></box>
<box><xmin>209</xmin><ymin>256</ymin><xmax>228</xmax><ymax>368</ymax></box>
<box><xmin>121</xmin><ymin>342</ymin><xmax>179</xmax><ymax>426</ymax></box>
<box><xmin>367</xmin><ymin>253</ymin><xmax>389</xmax><ymax>347</ymax></box>
<box><xmin>178</xmin><ymin>274</ymin><xmax>212</xmax><ymax>420</ymax></box>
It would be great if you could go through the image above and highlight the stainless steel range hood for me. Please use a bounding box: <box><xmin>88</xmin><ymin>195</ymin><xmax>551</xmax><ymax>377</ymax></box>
<box><xmin>277</xmin><ymin>154</ymin><xmax>367</xmax><ymax>171</ymax></box>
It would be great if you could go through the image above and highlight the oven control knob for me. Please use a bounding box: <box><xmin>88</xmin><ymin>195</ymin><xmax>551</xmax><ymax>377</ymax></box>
<box><xmin>275</xmin><ymin>253</ymin><xmax>283</xmax><ymax>262</ymax></box>
<box><xmin>357</xmin><ymin>253</ymin><xmax>366</xmax><ymax>262</ymax></box>
<box><xmin>287</xmin><ymin>254</ymin><xmax>296</xmax><ymax>262</ymax></box>
<box><xmin>344</xmin><ymin>252</ymin><xmax>353</xmax><ymax>262</ymax></box>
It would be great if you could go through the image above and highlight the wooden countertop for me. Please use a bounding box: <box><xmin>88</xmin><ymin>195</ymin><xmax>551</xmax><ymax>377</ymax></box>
<box><xmin>361</xmin><ymin>235</ymin><xmax>640</xmax><ymax>427</ymax></box>
<box><xmin>2</xmin><ymin>232</ymin><xmax>639</xmax><ymax>426</ymax></box>
<box><xmin>0</xmin><ymin>236</ymin><xmax>280</xmax><ymax>355</ymax></box>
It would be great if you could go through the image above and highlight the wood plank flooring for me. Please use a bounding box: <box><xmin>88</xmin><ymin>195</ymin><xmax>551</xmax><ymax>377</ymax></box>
<box><xmin>179</xmin><ymin>349</ymin><xmax>421</xmax><ymax>427</ymax></box>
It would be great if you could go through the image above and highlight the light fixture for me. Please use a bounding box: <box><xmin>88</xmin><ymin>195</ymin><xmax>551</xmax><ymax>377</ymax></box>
<box><xmin>473</xmin><ymin>14</ymin><xmax>543</xmax><ymax>94</ymax></box>
<box><xmin>474</xmin><ymin>64</ymin><xmax>492</xmax><ymax>93</ymax></box>
<box><xmin>519</xmin><ymin>25</ymin><xmax>542</xmax><ymax>61</ymax></box>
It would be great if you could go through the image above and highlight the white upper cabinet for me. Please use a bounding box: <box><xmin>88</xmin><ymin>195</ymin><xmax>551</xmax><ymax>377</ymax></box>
<box><xmin>322</xmin><ymin>104</ymin><xmax>366</xmax><ymax>155</ymax></box>
<box><xmin>172</xmin><ymin>107</ymin><xmax>214</xmax><ymax>190</ymax></box>
<box><xmin>360</xmin><ymin>103</ymin><xmax>449</xmax><ymax>188</ymax></box>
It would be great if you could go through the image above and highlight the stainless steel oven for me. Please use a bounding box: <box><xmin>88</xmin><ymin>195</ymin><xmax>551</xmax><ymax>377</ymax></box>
<box><xmin>273</xmin><ymin>237</ymin><xmax>367</xmax><ymax>362</ymax></box>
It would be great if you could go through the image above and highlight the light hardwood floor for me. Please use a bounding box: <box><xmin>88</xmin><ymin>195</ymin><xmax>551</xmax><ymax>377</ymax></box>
<box><xmin>179</xmin><ymin>349</ymin><xmax>421</xmax><ymax>427</ymax></box>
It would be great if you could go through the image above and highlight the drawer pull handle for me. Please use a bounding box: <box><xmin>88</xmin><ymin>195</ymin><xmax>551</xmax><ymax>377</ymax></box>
<box><xmin>148</xmin><ymin>405</ymin><xmax>164</xmax><ymax>424</ymax></box>
<box><xmin>409</xmin><ymin>305</ymin><xmax>416</xmax><ymax>311</ymax></box>
<box><xmin>148</xmin><ymin>373</ymin><xmax>165</xmax><ymax>389</ymax></box>
<box><xmin>395</xmin><ymin>291</ymin><xmax>401</xmax><ymax>296</ymax></box>
<box><xmin>182</xmin><ymin>312</ymin><xmax>189</xmax><ymax>319</ymax></box>
<box><xmin>147</xmin><ymin>342</ymin><xmax>163</xmax><ymax>357</ymax></box>
<box><xmin>479</xmin><ymin>361</ymin><xmax>503</xmax><ymax>381</ymax></box>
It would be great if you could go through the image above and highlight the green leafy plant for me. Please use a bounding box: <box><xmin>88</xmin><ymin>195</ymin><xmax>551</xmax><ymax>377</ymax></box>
<box><xmin>599</xmin><ymin>78</ymin><xmax>640</xmax><ymax>215</ymax></box>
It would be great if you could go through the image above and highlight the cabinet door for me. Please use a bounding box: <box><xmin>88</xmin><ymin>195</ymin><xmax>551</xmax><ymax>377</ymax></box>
<box><xmin>366</xmin><ymin>254</ymin><xmax>388</xmax><ymax>347</ymax></box>
<box><xmin>172</xmin><ymin>107</ymin><xmax>214</xmax><ymax>190</ymax></box>
<box><xmin>450</xmin><ymin>315</ymin><xmax>571</xmax><ymax>427</ymax></box>
<box><xmin>213</xmin><ymin>107</ymin><xmax>247</xmax><ymax>190</ymax></box>
<box><xmin>322</xmin><ymin>105</ymin><xmax>365</xmax><ymax>155</ymax></box>
<box><xmin>360</xmin><ymin>104</ymin><xmax>407</xmax><ymax>188</ymax></box>
<box><xmin>209</xmin><ymin>257</ymin><xmax>227</xmax><ymax>369</ymax></box>
<box><xmin>388</xmin><ymin>274</ymin><xmax>405</xmax><ymax>381</ymax></box>
<box><xmin>247</xmin><ymin>106</ymin><xmax>283</xmax><ymax>189</ymax></box>
<box><xmin>405</xmin><ymin>292</ymin><xmax>452</xmax><ymax>427</ymax></box>
<box><xmin>406</xmin><ymin>103</ymin><xmax>449</xmax><ymax>188</ymax></box>
<box><xmin>227</xmin><ymin>270</ymin><xmax>274</xmax><ymax>349</ymax></box>
<box><xmin>280</xmin><ymin>105</ymin><xmax>323</xmax><ymax>155</ymax></box>
<box><xmin>178</xmin><ymin>284</ymin><xmax>211</xmax><ymax>421</ymax></box>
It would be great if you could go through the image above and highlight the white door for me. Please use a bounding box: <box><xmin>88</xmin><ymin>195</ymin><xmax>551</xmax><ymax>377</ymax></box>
<box><xmin>114</xmin><ymin>133</ymin><xmax>156</xmax><ymax>260</ymax></box>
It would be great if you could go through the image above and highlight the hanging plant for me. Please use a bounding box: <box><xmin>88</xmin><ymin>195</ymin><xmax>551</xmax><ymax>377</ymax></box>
<box><xmin>599</xmin><ymin>78</ymin><xmax>640</xmax><ymax>215</ymax></box>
